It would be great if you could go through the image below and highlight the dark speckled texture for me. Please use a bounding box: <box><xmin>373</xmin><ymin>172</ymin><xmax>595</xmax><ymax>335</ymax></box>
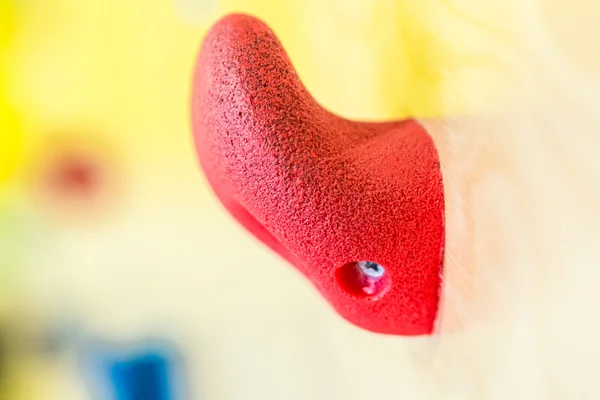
<box><xmin>191</xmin><ymin>14</ymin><xmax>445</xmax><ymax>335</ymax></box>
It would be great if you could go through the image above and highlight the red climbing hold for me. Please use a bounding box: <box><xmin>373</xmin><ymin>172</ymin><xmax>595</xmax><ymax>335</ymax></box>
<box><xmin>191</xmin><ymin>14</ymin><xmax>445</xmax><ymax>335</ymax></box>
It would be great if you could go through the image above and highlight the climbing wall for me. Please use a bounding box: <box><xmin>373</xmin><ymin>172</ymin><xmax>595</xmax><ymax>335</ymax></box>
<box><xmin>1</xmin><ymin>0</ymin><xmax>599</xmax><ymax>399</ymax></box>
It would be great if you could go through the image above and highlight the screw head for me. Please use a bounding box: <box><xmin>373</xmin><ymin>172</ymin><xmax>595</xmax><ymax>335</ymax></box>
<box><xmin>357</xmin><ymin>261</ymin><xmax>385</xmax><ymax>279</ymax></box>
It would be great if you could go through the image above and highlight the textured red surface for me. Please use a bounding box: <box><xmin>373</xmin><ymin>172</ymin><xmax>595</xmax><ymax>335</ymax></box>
<box><xmin>192</xmin><ymin>14</ymin><xmax>445</xmax><ymax>335</ymax></box>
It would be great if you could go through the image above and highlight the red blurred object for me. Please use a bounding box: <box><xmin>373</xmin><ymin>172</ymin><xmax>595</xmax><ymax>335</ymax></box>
<box><xmin>48</xmin><ymin>154</ymin><xmax>101</xmax><ymax>199</ymax></box>
<box><xmin>31</xmin><ymin>133</ymin><xmax>122</xmax><ymax>223</ymax></box>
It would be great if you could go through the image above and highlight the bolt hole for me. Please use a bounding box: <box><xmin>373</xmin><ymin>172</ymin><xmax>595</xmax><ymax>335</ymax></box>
<box><xmin>335</xmin><ymin>261</ymin><xmax>391</xmax><ymax>299</ymax></box>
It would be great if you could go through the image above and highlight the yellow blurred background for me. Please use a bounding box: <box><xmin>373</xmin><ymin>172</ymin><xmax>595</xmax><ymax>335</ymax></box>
<box><xmin>1</xmin><ymin>0</ymin><xmax>598</xmax><ymax>399</ymax></box>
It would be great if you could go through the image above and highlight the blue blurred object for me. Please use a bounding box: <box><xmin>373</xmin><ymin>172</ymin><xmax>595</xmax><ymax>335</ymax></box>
<box><xmin>109</xmin><ymin>351</ymin><xmax>171</xmax><ymax>400</ymax></box>
<box><xmin>81</xmin><ymin>339</ymin><xmax>186</xmax><ymax>400</ymax></box>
